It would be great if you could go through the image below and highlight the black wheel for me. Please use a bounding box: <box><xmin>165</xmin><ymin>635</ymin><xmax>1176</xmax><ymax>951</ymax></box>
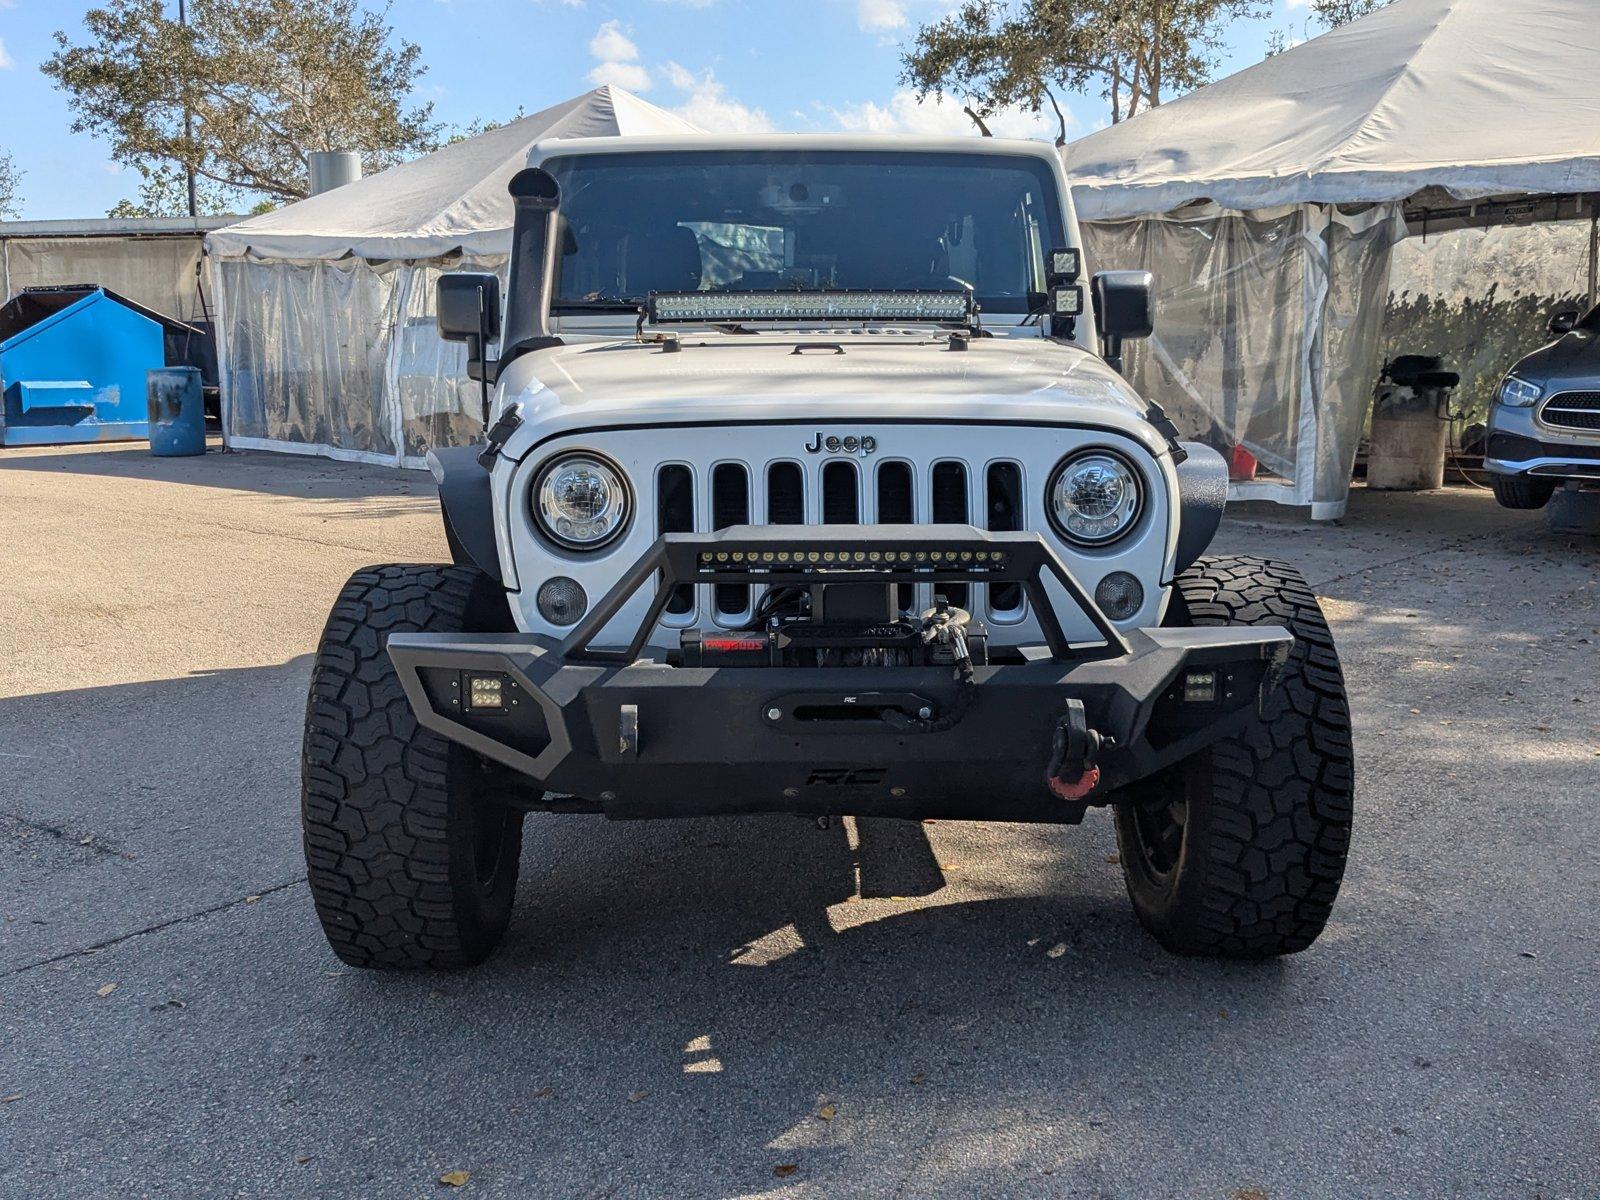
<box><xmin>1490</xmin><ymin>474</ymin><xmax>1556</xmax><ymax>510</ymax></box>
<box><xmin>301</xmin><ymin>564</ymin><xmax>525</xmax><ymax>969</ymax></box>
<box><xmin>1113</xmin><ymin>556</ymin><xmax>1354</xmax><ymax>958</ymax></box>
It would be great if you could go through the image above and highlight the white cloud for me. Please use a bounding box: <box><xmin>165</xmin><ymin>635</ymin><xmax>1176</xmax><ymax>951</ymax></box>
<box><xmin>662</xmin><ymin>64</ymin><xmax>775</xmax><ymax>133</ymax></box>
<box><xmin>586</xmin><ymin>20</ymin><xmax>651</xmax><ymax>91</ymax></box>
<box><xmin>826</xmin><ymin>89</ymin><xmax>1061</xmax><ymax>141</ymax></box>
<box><xmin>661</xmin><ymin>61</ymin><xmax>699</xmax><ymax>91</ymax></box>
<box><xmin>588</xmin><ymin>61</ymin><xmax>653</xmax><ymax>91</ymax></box>
<box><xmin>588</xmin><ymin>20</ymin><xmax>639</xmax><ymax>62</ymax></box>
<box><xmin>0</xmin><ymin>38</ymin><xmax>13</xmax><ymax>70</ymax></box>
<box><xmin>856</xmin><ymin>0</ymin><xmax>906</xmax><ymax>31</ymax></box>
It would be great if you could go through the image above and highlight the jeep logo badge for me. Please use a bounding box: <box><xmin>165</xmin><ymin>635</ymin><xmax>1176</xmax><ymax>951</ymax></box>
<box><xmin>804</xmin><ymin>432</ymin><xmax>877</xmax><ymax>457</ymax></box>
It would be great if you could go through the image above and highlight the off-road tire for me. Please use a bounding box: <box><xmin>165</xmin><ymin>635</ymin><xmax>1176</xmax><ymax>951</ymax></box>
<box><xmin>1113</xmin><ymin>556</ymin><xmax>1354</xmax><ymax>958</ymax></box>
<box><xmin>1490</xmin><ymin>474</ymin><xmax>1556</xmax><ymax>510</ymax></box>
<box><xmin>301</xmin><ymin>564</ymin><xmax>524</xmax><ymax>969</ymax></box>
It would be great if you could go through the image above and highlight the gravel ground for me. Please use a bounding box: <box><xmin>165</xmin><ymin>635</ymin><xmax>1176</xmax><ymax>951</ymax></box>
<box><xmin>1</xmin><ymin>442</ymin><xmax>1596</xmax><ymax>1200</ymax></box>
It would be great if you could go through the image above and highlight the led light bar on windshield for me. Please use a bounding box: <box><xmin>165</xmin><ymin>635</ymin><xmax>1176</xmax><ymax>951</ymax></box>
<box><xmin>647</xmin><ymin>290</ymin><xmax>975</xmax><ymax>326</ymax></box>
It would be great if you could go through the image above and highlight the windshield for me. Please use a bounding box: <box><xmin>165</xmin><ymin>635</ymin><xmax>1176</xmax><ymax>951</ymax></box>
<box><xmin>542</xmin><ymin>150</ymin><xmax>1066</xmax><ymax>317</ymax></box>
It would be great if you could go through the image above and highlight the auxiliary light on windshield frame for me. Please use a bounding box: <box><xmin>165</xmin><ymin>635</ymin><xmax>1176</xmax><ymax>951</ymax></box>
<box><xmin>646</xmin><ymin>289</ymin><xmax>976</xmax><ymax>327</ymax></box>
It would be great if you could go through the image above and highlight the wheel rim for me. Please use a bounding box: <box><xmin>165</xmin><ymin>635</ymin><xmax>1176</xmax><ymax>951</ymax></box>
<box><xmin>1130</xmin><ymin>792</ymin><xmax>1188</xmax><ymax>879</ymax></box>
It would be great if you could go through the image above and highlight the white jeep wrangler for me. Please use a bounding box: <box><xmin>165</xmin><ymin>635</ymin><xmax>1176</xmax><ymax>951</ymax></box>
<box><xmin>300</xmin><ymin>136</ymin><xmax>1354</xmax><ymax>969</ymax></box>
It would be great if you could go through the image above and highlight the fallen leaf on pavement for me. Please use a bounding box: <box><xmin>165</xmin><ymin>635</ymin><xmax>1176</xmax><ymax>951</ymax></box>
<box><xmin>1</xmin><ymin>1094</ymin><xmax>21</xmax><ymax>1103</ymax></box>
<box><xmin>910</xmin><ymin>1073</ymin><xmax>926</xmax><ymax>1085</ymax></box>
<box><xmin>817</xmin><ymin>1104</ymin><xmax>837</xmax><ymax>1121</ymax></box>
<box><xmin>439</xmin><ymin>1169</ymin><xmax>470</xmax><ymax>1186</ymax></box>
<box><xmin>244</xmin><ymin>895</ymin><xmax>260</xmax><ymax>904</ymax></box>
<box><xmin>533</xmin><ymin>1087</ymin><xmax>554</xmax><ymax>1099</ymax></box>
<box><xmin>1046</xmin><ymin>943</ymin><xmax>1067</xmax><ymax>959</ymax></box>
<box><xmin>96</xmin><ymin>983</ymin><xmax>117</xmax><ymax>997</ymax></box>
<box><xmin>1105</xmin><ymin>853</ymin><xmax>1120</xmax><ymax>864</ymax></box>
<box><xmin>774</xmin><ymin>1164</ymin><xmax>798</xmax><ymax>1177</ymax></box>
<box><xmin>627</xmin><ymin>1091</ymin><xmax>648</xmax><ymax>1103</ymax></box>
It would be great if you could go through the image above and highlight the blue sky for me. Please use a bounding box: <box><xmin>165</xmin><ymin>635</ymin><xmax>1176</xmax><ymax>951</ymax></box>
<box><xmin>0</xmin><ymin>0</ymin><xmax>1315</xmax><ymax>220</ymax></box>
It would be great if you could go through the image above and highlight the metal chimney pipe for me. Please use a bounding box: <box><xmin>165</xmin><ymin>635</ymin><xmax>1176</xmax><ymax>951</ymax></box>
<box><xmin>500</xmin><ymin>167</ymin><xmax>564</xmax><ymax>364</ymax></box>
<box><xmin>308</xmin><ymin>151</ymin><xmax>362</xmax><ymax>196</ymax></box>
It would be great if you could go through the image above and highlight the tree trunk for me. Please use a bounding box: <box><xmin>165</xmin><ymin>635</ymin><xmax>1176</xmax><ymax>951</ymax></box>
<box><xmin>1150</xmin><ymin>0</ymin><xmax>1163</xmax><ymax>108</ymax></box>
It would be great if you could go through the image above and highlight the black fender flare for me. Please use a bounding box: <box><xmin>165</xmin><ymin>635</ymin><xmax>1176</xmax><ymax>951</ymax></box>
<box><xmin>1172</xmin><ymin>441</ymin><xmax>1228</xmax><ymax>574</ymax></box>
<box><xmin>428</xmin><ymin>446</ymin><xmax>503</xmax><ymax>584</ymax></box>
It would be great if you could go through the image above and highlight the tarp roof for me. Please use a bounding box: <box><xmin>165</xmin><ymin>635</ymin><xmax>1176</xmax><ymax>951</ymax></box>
<box><xmin>1064</xmin><ymin>0</ymin><xmax>1600</xmax><ymax>220</ymax></box>
<box><xmin>206</xmin><ymin>87</ymin><xmax>701</xmax><ymax>261</ymax></box>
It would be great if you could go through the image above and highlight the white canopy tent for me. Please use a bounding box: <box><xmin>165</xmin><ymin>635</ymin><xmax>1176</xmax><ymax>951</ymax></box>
<box><xmin>207</xmin><ymin>87</ymin><xmax>701</xmax><ymax>465</ymax></box>
<box><xmin>1064</xmin><ymin>0</ymin><xmax>1600</xmax><ymax>517</ymax></box>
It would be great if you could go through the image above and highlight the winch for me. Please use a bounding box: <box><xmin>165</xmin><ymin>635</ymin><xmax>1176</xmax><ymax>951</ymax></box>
<box><xmin>679</xmin><ymin>583</ymin><xmax>988</xmax><ymax>672</ymax></box>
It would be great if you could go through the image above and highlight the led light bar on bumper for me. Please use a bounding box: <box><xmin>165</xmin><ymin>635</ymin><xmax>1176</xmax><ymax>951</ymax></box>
<box><xmin>647</xmin><ymin>289</ymin><xmax>975</xmax><ymax>326</ymax></box>
<box><xmin>695</xmin><ymin>543</ymin><xmax>1012</xmax><ymax>575</ymax></box>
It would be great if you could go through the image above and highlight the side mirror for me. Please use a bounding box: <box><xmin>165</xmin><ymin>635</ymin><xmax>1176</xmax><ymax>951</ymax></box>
<box><xmin>437</xmin><ymin>272</ymin><xmax>502</xmax><ymax>379</ymax></box>
<box><xmin>1548</xmin><ymin>309</ymin><xmax>1579</xmax><ymax>336</ymax></box>
<box><xmin>1092</xmin><ymin>270</ymin><xmax>1154</xmax><ymax>341</ymax></box>
<box><xmin>1091</xmin><ymin>270</ymin><xmax>1153</xmax><ymax>374</ymax></box>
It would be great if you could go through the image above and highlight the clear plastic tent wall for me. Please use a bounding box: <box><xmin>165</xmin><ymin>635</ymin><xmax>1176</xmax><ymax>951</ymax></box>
<box><xmin>212</xmin><ymin>254</ymin><xmax>504</xmax><ymax>466</ymax></box>
<box><xmin>1080</xmin><ymin>203</ymin><xmax>1404</xmax><ymax>518</ymax></box>
<box><xmin>208</xmin><ymin>86</ymin><xmax>701</xmax><ymax>467</ymax></box>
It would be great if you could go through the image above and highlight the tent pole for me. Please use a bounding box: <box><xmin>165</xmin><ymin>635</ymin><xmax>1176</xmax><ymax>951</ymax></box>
<box><xmin>1588</xmin><ymin>197</ymin><xmax>1597</xmax><ymax>310</ymax></box>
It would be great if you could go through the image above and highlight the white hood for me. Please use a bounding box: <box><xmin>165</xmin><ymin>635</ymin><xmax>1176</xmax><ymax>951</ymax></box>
<box><xmin>496</xmin><ymin>331</ymin><xmax>1168</xmax><ymax>460</ymax></box>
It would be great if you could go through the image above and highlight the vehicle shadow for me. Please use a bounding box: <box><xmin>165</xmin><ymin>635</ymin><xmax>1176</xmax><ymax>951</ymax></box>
<box><xmin>294</xmin><ymin>806</ymin><xmax>1314</xmax><ymax>1194</ymax></box>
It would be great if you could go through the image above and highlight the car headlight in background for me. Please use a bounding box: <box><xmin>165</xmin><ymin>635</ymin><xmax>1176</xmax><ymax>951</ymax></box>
<box><xmin>533</xmin><ymin>453</ymin><xmax>630</xmax><ymax>550</ymax></box>
<box><xmin>1048</xmin><ymin>451</ymin><xmax>1144</xmax><ymax>546</ymax></box>
<box><xmin>1497</xmin><ymin>376</ymin><xmax>1542</xmax><ymax>408</ymax></box>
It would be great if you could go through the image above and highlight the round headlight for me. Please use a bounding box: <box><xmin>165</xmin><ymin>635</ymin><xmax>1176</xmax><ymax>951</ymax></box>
<box><xmin>533</xmin><ymin>453</ymin><xmax>630</xmax><ymax>550</ymax></box>
<box><xmin>1049</xmin><ymin>451</ymin><xmax>1143</xmax><ymax>546</ymax></box>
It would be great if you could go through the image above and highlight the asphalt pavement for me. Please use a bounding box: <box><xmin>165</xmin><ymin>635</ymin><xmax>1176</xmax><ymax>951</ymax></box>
<box><xmin>1</xmin><ymin>442</ymin><xmax>1596</xmax><ymax>1199</ymax></box>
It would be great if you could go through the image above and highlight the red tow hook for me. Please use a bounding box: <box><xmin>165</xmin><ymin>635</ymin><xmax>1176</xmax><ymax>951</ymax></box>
<box><xmin>1047</xmin><ymin>700</ymin><xmax>1107</xmax><ymax>801</ymax></box>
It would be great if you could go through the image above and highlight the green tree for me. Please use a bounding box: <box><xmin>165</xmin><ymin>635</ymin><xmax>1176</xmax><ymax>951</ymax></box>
<box><xmin>1310</xmin><ymin>0</ymin><xmax>1388</xmax><ymax>26</ymax></box>
<box><xmin>44</xmin><ymin>0</ymin><xmax>439</xmax><ymax>216</ymax></box>
<box><xmin>0</xmin><ymin>151</ymin><xmax>21</xmax><ymax>218</ymax></box>
<box><xmin>902</xmin><ymin>0</ymin><xmax>1267</xmax><ymax>137</ymax></box>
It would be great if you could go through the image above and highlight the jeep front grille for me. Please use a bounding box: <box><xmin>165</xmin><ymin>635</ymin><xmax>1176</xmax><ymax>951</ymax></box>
<box><xmin>652</xmin><ymin>457</ymin><xmax>1031</xmax><ymax>624</ymax></box>
<box><xmin>1540</xmin><ymin>390</ymin><xmax>1600</xmax><ymax>431</ymax></box>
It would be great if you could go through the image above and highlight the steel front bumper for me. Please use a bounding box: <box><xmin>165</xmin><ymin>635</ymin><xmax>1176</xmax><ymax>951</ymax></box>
<box><xmin>387</xmin><ymin>526</ymin><xmax>1292</xmax><ymax>823</ymax></box>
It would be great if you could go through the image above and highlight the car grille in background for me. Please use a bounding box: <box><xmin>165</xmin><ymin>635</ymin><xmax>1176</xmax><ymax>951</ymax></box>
<box><xmin>653</xmin><ymin>457</ymin><xmax>1028</xmax><ymax>624</ymax></box>
<box><xmin>1540</xmin><ymin>391</ymin><xmax>1600</xmax><ymax>431</ymax></box>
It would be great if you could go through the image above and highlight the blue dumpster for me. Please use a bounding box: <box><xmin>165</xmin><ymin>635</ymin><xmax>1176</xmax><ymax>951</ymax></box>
<box><xmin>147</xmin><ymin>367</ymin><xmax>206</xmax><ymax>457</ymax></box>
<box><xmin>0</xmin><ymin>286</ymin><xmax>204</xmax><ymax>447</ymax></box>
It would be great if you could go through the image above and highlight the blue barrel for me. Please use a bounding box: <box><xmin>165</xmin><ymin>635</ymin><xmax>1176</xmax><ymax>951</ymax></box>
<box><xmin>146</xmin><ymin>367</ymin><xmax>206</xmax><ymax>457</ymax></box>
